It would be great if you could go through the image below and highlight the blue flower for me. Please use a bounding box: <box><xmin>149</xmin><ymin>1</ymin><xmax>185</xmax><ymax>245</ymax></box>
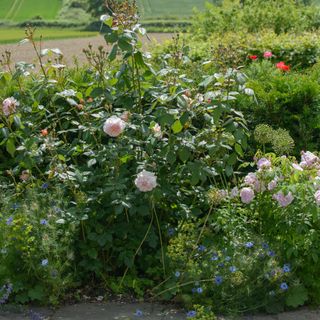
<box><xmin>196</xmin><ymin>287</ymin><xmax>203</xmax><ymax>294</ymax></box>
<box><xmin>229</xmin><ymin>266</ymin><xmax>237</xmax><ymax>273</ymax></box>
<box><xmin>197</xmin><ymin>245</ymin><xmax>206</xmax><ymax>252</ymax></box>
<box><xmin>268</xmin><ymin>250</ymin><xmax>275</xmax><ymax>257</ymax></box>
<box><xmin>262</xmin><ymin>242</ymin><xmax>269</xmax><ymax>249</ymax></box>
<box><xmin>211</xmin><ymin>253</ymin><xmax>219</xmax><ymax>261</ymax></box>
<box><xmin>245</xmin><ymin>242</ymin><xmax>254</xmax><ymax>248</ymax></box>
<box><xmin>168</xmin><ymin>228</ymin><xmax>175</xmax><ymax>236</ymax></box>
<box><xmin>134</xmin><ymin>309</ymin><xmax>143</xmax><ymax>317</ymax></box>
<box><xmin>218</xmin><ymin>262</ymin><xmax>225</xmax><ymax>268</ymax></box>
<box><xmin>280</xmin><ymin>282</ymin><xmax>288</xmax><ymax>291</ymax></box>
<box><xmin>41</xmin><ymin>259</ymin><xmax>48</xmax><ymax>267</ymax></box>
<box><xmin>187</xmin><ymin>310</ymin><xmax>197</xmax><ymax>318</ymax></box>
<box><xmin>225</xmin><ymin>256</ymin><xmax>231</xmax><ymax>261</ymax></box>
<box><xmin>40</xmin><ymin>219</ymin><xmax>48</xmax><ymax>225</ymax></box>
<box><xmin>175</xmin><ymin>271</ymin><xmax>181</xmax><ymax>278</ymax></box>
<box><xmin>283</xmin><ymin>264</ymin><xmax>291</xmax><ymax>273</ymax></box>
<box><xmin>41</xmin><ymin>183</ymin><xmax>49</xmax><ymax>189</ymax></box>
<box><xmin>6</xmin><ymin>217</ymin><xmax>13</xmax><ymax>225</ymax></box>
<box><xmin>215</xmin><ymin>275</ymin><xmax>223</xmax><ymax>285</ymax></box>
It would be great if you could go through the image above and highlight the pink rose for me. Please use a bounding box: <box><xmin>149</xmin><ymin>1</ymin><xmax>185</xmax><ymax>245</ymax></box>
<box><xmin>263</xmin><ymin>51</ymin><xmax>273</xmax><ymax>58</ymax></box>
<box><xmin>257</xmin><ymin>158</ymin><xmax>271</xmax><ymax>170</ymax></box>
<box><xmin>315</xmin><ymin>190</ymin><xmax>320</xmax><ymax>206</ymax></box>
<box><xmin>135</xmin><ymin>170</ymin><xmax>157</xmax><ymax>192</ymax></box>
<box><xmin>103</xmin><ymin>116</ymin><xmax>126</xmax><ymax>137</ymax></box>
<box><xmin>2</xmin><ymin>97</ymin><xmax>19</xmax><ymax>116</ymax></box>
<box><xmin>240</xmin><ymin>187</ymin><xmax>255</xmax><ymax>204</ymax></box>
<box><xmin>273</xmin><ymin>191</ymin><xmax>294</xmax><ymax>207</ymax></box>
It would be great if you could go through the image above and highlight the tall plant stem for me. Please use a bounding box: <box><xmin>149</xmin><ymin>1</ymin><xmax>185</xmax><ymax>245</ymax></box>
<box><xmin>120</xmin><ymin>205</ymin><xmax>154</xmax><ymax>287</ymax></box>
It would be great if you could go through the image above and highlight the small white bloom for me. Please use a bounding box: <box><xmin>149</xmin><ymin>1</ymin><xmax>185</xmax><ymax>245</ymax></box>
<box><xmin>135</xmin><ymin>170</ymin><xmax>157</xmax><ymax>192</ymax></box>
<box><xmin>152</xmin><ymin>123</ymin><xmax>162</xmax><ymax>138</ymax></box>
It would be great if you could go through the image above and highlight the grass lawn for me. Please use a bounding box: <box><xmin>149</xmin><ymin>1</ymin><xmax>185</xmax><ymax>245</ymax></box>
<box><xmin>0</xmin><ymin>28</ymin><xmax>97</xmax><ymax>44</ymax></box>
<box><xmin>137</xmin><ymin>0</ymin><xmax>209</xmax><ymax>19</ymax></box>
<box><xmin>0</xmin><ymin>0</ymin><xmax>62</xmax><ymax>21</ymax></box>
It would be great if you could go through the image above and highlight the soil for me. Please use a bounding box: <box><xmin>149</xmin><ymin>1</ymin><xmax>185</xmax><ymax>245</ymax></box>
<box><xmin>0</xmin><ymin>33</ymin><xmax>173</xmax><ymax>67</ymax></box>
<box><xmin>0</xmin><ymin>303</ymin><xmax>319</xmax><ymax>320</ymax></box>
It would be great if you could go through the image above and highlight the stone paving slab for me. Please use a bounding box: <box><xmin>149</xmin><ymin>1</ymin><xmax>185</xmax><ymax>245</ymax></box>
<box><xmin>0</xmin><ymin>303</ymin><xmax>320</xmax><ymax>320</ymax></box>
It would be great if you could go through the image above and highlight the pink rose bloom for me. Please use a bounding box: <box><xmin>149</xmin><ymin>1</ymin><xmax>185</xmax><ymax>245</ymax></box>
<box><xmin>135</xmin><ymin>170</ymin><xmax>157</xmax><ymax>192</ymax></box>
<box><xmin>263</xmin><ymin>51</ymin><xmax>273</xmax><ymax>58</ymax></box>
<box><xmin>267</xmin><ymin>180</ymin><xmax>277</xmax><ymax>191</ymax></box>
<box><xmin>103</xmin><ymin>116</ymin><xmax>126</xmax><ymax>137</ymax></box>
<box><xmin>315</xmin><ymin>190</ymin><xmax>320</xmax><ymax>206</ymax></box>
<box><xmin>257</xmin><ymin>158</ymin><xmax>271</xmax><ymax>170</ymax></box>
<box><xmin>2</xmin><ymin>97</ymin><xmax>19</xmax><ymax>116</ymax></box>
<box><xmin>273</xmin><ymin>191</ymin><xmax>294</xmax><ymax>207</ymax></box>
<box><xmin>230</xmin><ymin>186</ymin><xmax>239</xmax><ymax>199</ymax></box>
<box><xmin>240</xmin><ymin>187</ymin><xmax>255</xmax><ymax>204</ymax></box>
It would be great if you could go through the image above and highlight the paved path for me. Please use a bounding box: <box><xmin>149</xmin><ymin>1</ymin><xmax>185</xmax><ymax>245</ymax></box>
<box><xmin>0</xmin><ymin>33</ymin><xmax>172</xmax><ymax>66</ymax></box>
<box><xmin>0</xmin><ymin>303</ymin><xmax>320</xmax><ymax>320</ymax></box>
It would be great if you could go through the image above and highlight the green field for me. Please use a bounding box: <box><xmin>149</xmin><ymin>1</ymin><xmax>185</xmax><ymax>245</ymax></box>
<box><xmin>0</xmin><ymin>0</ymin><xmax>62</xmax><ymax>21</ymax></box>
<box><xmin>0</xmin><ymin>28</ymin><xmax>97</xmax><ymax>44</ymax></box>
<box><xmin>137</xmin><ymin>0</ymin><xmax>208</xmax><ymax>18</ymax></box>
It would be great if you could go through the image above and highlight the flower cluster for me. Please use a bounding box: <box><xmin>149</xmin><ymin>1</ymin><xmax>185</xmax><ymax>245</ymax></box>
<box><xmin>234</xmin><ymin>151</ymin><xmax>320</xmax><ymax>207</ymax></box>
<box><xmin>248</xmin><ymin>52</ymin><xmax>290</xmax><ymax>71</ymax></box>
<box><xmin>2</xmin><ymin>97</ymin><xmax>19</xmax><ymax>116</ymax></box>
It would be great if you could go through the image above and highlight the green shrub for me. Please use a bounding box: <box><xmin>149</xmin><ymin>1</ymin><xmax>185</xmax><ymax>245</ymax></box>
<box><xmin>0</xmin><ymin>16</ymin><xmax>249</xmax><ymax>303</ymax></box>
<box><xmin>182</xmin><ymin>31</ymin><xmax>320</xmax><ymax>70</ymax></box>
<box><xmin>193</xmin><ymin>0</ymin><xmax>320</xmax><ymax>36</ymax></box>
<box><xmin>237</xmin><ymin>60</ymin><xmax>320</xmax><ymax>153</ymax></box>
<box><xmin>0</xmin><ymin>184</ymin><xmax>75</xmax><ymax>305</ymax></box>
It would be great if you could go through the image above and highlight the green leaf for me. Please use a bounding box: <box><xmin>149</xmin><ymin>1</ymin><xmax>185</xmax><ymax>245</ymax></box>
<box><xmin>87</xmin><ymin>158</ymin><xmax>97</xmax><ymax>168</ymax></box>
<box><xmin>171</xmin><ymin>120</ymin><xmax>183</xmax><ymax>134</ymax></box>
<box><xmin>118</xmin><ymin>37</ymin><xmax>132</xmax><ymax>52</ymax></box>
<box><xmin>28</xmin><ymin>285</ymin><xmax>45</xmax><ymax>301</ymax></box>
<box><xmin>235</xmin><ymin>143</ymin><xmax>244</xmax><ymax>157</ymax></box>
<box><xmin>6</xmin><ymin>138</ymin><xmax>15</xmax><ymax>157</ymax></box>
<box><xmin>178</xmin><ymin>146</ymin><xmax>191</xmax><ymax>162</ymax></box>
<box><xmin>286</xmin><ymin>286</ymin><xmax>308</xmax><ymax>308</ymax></box>
<box><xmin>104</xmin><ymin>31</ymin><xmax>118</xmax><ymax>44</ymax></box>
<box><xmin>108</xmin><ymin>44</ymin><xmax>118</xmax><ymax>61</ymax></box>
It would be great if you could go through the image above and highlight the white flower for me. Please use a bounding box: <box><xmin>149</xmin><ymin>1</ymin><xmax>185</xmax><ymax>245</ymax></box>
<box><xmin>152</xmin><ymin>123</ymin><xmax>162</xmax><ymax>138</ymax></box>
<box><xmin>292</xmin><ymin>163</ymin><xmax>303</xmax><ymax>171</ymax></box>
<box><xmin>57</xmin><ymin>89</ymin><xmax>76</xmax><ymax>98</ymax></box>
<box><xmin>230</xmin><ymin>187</ymin><xmax>239</xmax><ymax>199</ymax></box>
<box><xmin>2</xmin><ymin>97</ymin><xmax>19</xmax><ymax>116</ymax></box>
<box><xmin>315</xmin><ymin>190</ymin><xmax>320</xmax><ymax>206</ymax></box>
<box><xmin>135</xmin><ymin>170</ymin><xmax>157</xmax><ymax>192</ymax></box>
<box><xmin>103</xmin><ymin>116</ymin><xmax>126</xmax><ymax>137</ymax></box>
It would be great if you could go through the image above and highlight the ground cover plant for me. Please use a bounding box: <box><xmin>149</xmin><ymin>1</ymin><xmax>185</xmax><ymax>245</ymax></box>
<box><xmin>0</xmin><ymin>0</ymin><xmax>320</xmax><ymax>319</ymax></box>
